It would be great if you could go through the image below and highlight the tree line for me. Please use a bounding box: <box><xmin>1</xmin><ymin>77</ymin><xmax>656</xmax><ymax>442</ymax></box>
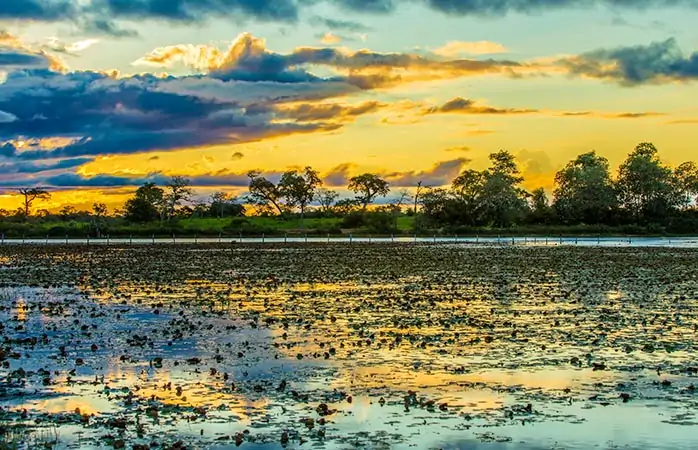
<box><xmin>3</xmin><ymin>142</ymin><xmax>698</xmax><ymax>235</ymax></box>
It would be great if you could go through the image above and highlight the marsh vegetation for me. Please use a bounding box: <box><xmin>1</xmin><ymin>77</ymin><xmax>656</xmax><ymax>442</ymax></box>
<box><xmin>1</xmin><ymin>244</ymin><xmax>697</xmax><ymax>449</ymax></box>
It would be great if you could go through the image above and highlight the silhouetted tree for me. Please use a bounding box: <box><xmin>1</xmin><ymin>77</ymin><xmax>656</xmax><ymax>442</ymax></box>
<box><xmin>164</xmin><ymin>176</ymin><xmax>193</xmax><ymax>220</ymax></box>
<box><xmin>316</xmin><ymin>188</ymin><xmax>339</xmax><ymax>214</ymax></box>
<box><xmin>124</xmin><ymin>182</ymin><xmax>164</xmax><ymax>223</ymax></box>
<box><xmin>19</xmin><ymin>187</ymin><xmax>50</xmax><ymax>218</ymax></box>
<box><xmin>348</xmin><ymin>173</ymin><xmax>390</xmax><ymax>211</ymax></box>
<box><xmin>279</xmin><ymin>167</ymin><xmax>322</xmax><ymax>227</ymax></box>
<box><xmin>247</xmin><ymin>171</ymin><xmax>285</xmax><ymax>216</ymax></box>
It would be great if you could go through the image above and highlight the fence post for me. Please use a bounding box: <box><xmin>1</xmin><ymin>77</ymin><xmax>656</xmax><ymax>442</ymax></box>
<box><xmin>369</xmin><ymin>235</ymin><xmax>372</xmax><ymax>244</ymax></box>
<box><xmin>218</xmin><ymin>232</ymin><xmax>222</xmax><ymax>243</ymax></box>
<box><xmin>597</xmin><ymin>235</ymin><xmax>600</xmax><ymax>246</ymax></box>
<box><xmin>414</xmin><ymin>233</ymin><xmax>417</xmax><ymax>243</ymax></box>
<box><xmin>22</xmin><ymin>235</ymin><xmax>25</xmax><ymax>245</ymax></box>
<box><xmin>195</xmin><ymin>234</ymin><xmax>198</xmax><ymax>244</ymax></box>
<box><xmin>391</xmin><ymin>234</ymin><xmax>394</xmax><ymax>243</ymax></box>
<box><xmin>284</xmin><ymin>233</ymin><xmax>287</xmax><ymax>243</ymax></box>
<box><xmin>327</xmin><ymin>233</ymin><xmax>330</xmax><ymax>243</ymax></box>
<box><xmin>46</xmin><ymin>234</ymin><xmax>49</xmax><ymax>245</ymax></box>
<box><xmin>152</xmin><ymin>234</ymin><xmax>155</xmax><ymax>244</ymax></box>
<box><xmin>433</xmin><ymin>234</ymin><xmax>436</xmax><ymax>243</ymax></box>
<box><xmin>65</xmin><ymin>234</ymin><xmax>68</xmax><ymax>245</ymax></box>
<box><xmin>559</xmin><ymin>235</ymin><xmax>563</xmax><ymax>245</ymax></box>
<box><xmin>172</xmin><ymin>233</ymin><xmax>176</xmax><ymax>244</ymax></box>
<box><xmin>476</xmin><ymin>234</ymin><xmax>479</xmax><ymax>244</ymax></box>
<box><xmin>86</xmin><ymin>235</ymin><xmax>90</xmax><ymax>245</ymax></box>
<box><xmin>546</xmin><ymin>236</ymin><xmax>549</xmax><ymax>245</ymax></box>
<box><xmin>262</xmin><ymin>233</ymin><xmax>265</xmax><ymax>244</ymax></box>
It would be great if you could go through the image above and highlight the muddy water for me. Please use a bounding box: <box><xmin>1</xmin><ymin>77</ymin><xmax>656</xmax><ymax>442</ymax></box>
<box><xmin>1</xmin><ymin>244</ymin><xmax>697</xmax><ymax>449</ymax></box>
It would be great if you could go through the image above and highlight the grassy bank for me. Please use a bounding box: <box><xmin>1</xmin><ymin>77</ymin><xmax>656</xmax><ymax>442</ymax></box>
<box><xmin>0</xmin><ymin>215</ymin><xmax>695</xmax><ymax>238</ymax></box>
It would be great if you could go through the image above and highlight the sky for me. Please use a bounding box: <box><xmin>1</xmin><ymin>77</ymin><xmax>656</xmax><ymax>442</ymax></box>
<box><xmin>1</xmin><ymin>0</ymin><xmax>698</xmax><ymax>212</ymax></box>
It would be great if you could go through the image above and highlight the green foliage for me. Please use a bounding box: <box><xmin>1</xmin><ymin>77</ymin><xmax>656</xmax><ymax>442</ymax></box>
<box><xmin>553</xmin><ymin>151</ymin><xmax>617</xmax><ymax>224</ymax></box>
<box><xmin>616</xmin><ymin>142</ymin><xmax>677</xmax><ymax>221</ymax></box>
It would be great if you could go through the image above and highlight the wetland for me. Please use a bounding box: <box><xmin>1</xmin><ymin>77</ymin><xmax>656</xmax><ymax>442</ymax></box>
<box><xmin>1</xmin><ymin>243</ymin><xmax>697</xmax><ymax>449</ymax></box>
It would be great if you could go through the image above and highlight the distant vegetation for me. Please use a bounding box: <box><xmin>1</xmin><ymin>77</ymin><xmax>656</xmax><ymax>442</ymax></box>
<box><xmin>1</xmin><ymin>142</ymin><xmax>697</xmax><ymax>238</ymax></box>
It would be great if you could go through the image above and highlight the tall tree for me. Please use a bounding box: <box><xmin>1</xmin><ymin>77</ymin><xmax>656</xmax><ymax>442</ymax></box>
<box><xmin>674</xmin><ymin>161</ymin><xmax>698</xmax><ymax>209</ymax></box>
<box><xmin>210</xmin><ymin>192</ymin><xmax>232</xmax><ymax>218</ymax></box>
<box><xmin>553</xmin><ymin>151</ymin><xmax>617</xmax><ymax>224</ymax></box>
<box><xmin>348</xmin><ymin>173</ymin><xmax>390</xmax><ymax>211</ymax></box>
<box><xmin>18</xmin><ymin>187</ymin><xmax>50</xmax><ymax>218</ymax></box>
<box><xmin>247</xmin><ymin>171</ymin><xmax>285</xmax><ymax>216</ymax></box>
<box><xmin>92</xmin><ymin>203</ymin><xmax>108</xmax><ymax>219</ymax></box>
<box><xmin>164</xmin><ymin>176</ymin><xmax>193</xmax><ymax>220</ymax></box>
<box><xmin>279</xmin><ymin>166</ymin><xmax>322</xmax><ymax>226</ymax></box>
<box><xmin>616</xmin><ymin>142</ymin><xmax>677</xmax><ymax>221</ymax></box>
<box><xmin>529</xmin><ymin>188</ymin><xmax>554</xmax><ymax>224</ymax></box>
<box><xmin>479</xmin><ymin>150</ymin><xmax>528</xmax><ymax>227</ymax></box>
<box><xmin>451</xmin><ymin>169</ymin><xmax>486</xmax><ymax>226</ymax></box>
<box><xmin>316</xmin><ymin>188</ymin><xmax>339</xmax><ymax>214</ymax></box>
<box><xmin>413</xmin><ymin>181</ymin><xmax>425</xmax><ymax>214</ymax></box>
<box><xmin>125</xmin><ymin>182</ymin><xmax>164</xmax><ymax>223</ymax></box>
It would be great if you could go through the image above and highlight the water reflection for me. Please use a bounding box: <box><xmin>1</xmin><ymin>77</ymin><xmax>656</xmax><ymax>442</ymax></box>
<box><xmin>1</xmin><ymin>245</ymin><xmax>698</xmax><ymax>449</ymax></box>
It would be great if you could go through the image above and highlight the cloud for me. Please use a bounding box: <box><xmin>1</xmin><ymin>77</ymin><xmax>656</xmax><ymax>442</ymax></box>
<box><xmin>309</xmin><ymin>16</ymin><xmax>373</xmax><ymax>32</ymax></box>
<box><xmin>0</xmin><ymin>110</ymin><xmax>17</xmax><ymax>123</ymax></box>
<box><xmin>432</xmin><ymin>41</ymin><xmax>508</xmax><ymax>57</ymax></box>
<box><xmin>4</xmin><ymin>0</ymin><xmax>698</xmax><ymax>31</ymax></box>
<box><xmin>0</xmin><ymin>31</ymin><xmax>69</xmax><ymax>71</ymax></box>
<box><xmin>321</xmin><ymin>158</ymin><xmax>470</xmax><ymax>188</ymax></box>
<box><xmin>384</xmin><ymin>158</ymin><xmax>471</xmax><ymax>187</ymax></box>
<box><xmin>323</xmin><ymin>163</ymin><xmax>356</xmax><ymax>187</ymax></box>
<box><xmin>0</xmin><ymin>157</ymin><xmax>93</xmax><ymax>175</ymax></box>
<box><xmin>42</xmin><ymin>38</ymin><xmax>100</xmax><ymax>54</ymax></box>
<box><xmin>424</xmin><ymin>97</ymin><xmax>538</xmax><ymax>115</ymax></box>
<box><xmin>133</xmin><ymin>33</ymin><xmax>532</xmax><ymax>89</ymax></box>
<box><xmin>0</xmin><ymin>66</ymin><xmax>345</xmax><ymax>163</ymax></box>
<box><xmin>318</xmin><ymin>32</ymin><xmax>343</xmax><ymax>45</ymax></box>
<box><xmin>559</xmin><ymin>38</ymin><xmax>698</xmax><ymax>85</ymax></box>
<box><xmin>444</xmin><ymin>145</ymin><xmax>471</xmax><ymax>153</ymax></box>
<box><xmin>280</xmin><ymin>101</ymin><xmax>384</xmax><ymax>122</ymax></box>
<box><xmin>559</xmin><ymin>111</ymin><xmax>665</xmax><ymax>118</ymax></box>
<box><xmin>666</xmin><ymin>118</ymin><xmax>698</xmax><ymax>125</ymax></box>
<box><xmin>418</xmin><ymin>0</ymin><xmax>698</xmax><ymax>17</ymax></box>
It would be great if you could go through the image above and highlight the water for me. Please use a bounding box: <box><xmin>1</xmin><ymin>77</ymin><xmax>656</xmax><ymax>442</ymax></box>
<box><xmin>1</xmin><ymin>244</ymin><xmax>698</xmax><ymax>449</ymax></box>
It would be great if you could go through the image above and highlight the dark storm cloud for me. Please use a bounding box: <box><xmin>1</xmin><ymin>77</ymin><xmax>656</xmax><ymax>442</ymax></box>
<box><xmin>561</xmin><ymin>38</ymin><xmax>698</xmax><ymax>85</ymax></box>
<box><xmin>6</xmin><ymin>0</ymin><xmax>698</xmax><ymax>27</ymax></box>
<box><xmin>0</xmin><ymin>157</ymin><xmax>92</xmax><ymax>174</ymax></box>
<box><xmin>0</xmin><ymin>48</ymin><xmax>53</xmax><ymax>70</ymax></box>
<box><xmin>0</xmin><ymin>1</ymin><xmax>77</xmax><ymax>21</ymax></box>
<box><xmin>0</xmin><ymin>68</ymin><xmax>344</xmax><ymax>163</ymax></box>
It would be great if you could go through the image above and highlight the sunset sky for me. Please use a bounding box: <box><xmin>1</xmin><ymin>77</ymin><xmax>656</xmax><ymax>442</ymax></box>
<box><xmin>1</xmin><ymin>0</ymin><xmax>698</xmax><ymax>211</ymax></box>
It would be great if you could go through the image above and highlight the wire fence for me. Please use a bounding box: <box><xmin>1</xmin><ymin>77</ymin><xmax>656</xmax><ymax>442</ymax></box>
<box><xmin>1</xmin><ymin>234</ymin><xmax>697</xmax><ymax>248</ymax></box>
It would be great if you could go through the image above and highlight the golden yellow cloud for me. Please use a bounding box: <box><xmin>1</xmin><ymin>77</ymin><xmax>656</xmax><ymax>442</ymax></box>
<box><xmin>432</xmin><ymin>41</ymin><xmax>508</xmax><ymax>57</ymax></box>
